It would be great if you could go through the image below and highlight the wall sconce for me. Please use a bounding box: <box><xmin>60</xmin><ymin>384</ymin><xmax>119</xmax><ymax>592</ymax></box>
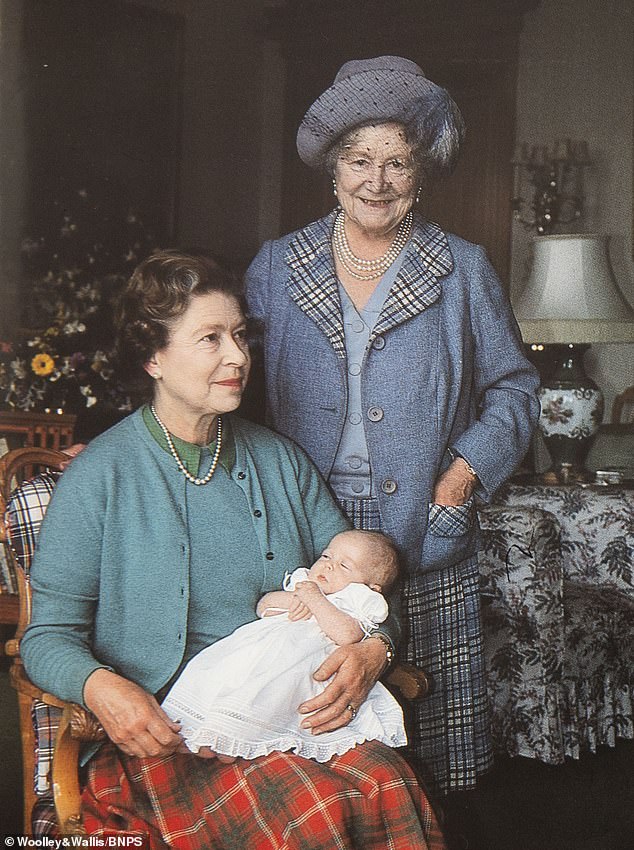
<box><xmin>514</xmin><ymin>234</ymin><xmax>634</xmax><ymax>478</ymax></box>
<box><xmin>512</xmin><ymin>139</ymin><xmax>591</xmax><ymax>235</ymax></box>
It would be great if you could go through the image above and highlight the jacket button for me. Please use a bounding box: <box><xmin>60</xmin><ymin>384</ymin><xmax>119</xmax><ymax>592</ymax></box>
<box><xmin>367</xmin><ymin>406</ymin><xmax>384</xmax><ymax>422</ymax></box>
<box><xmin>373</xmin><ymin>336</ymin><xmax>386</xmax><ymax>350</ymax></box>
<box><xmin>381</xmin><ymin>479</ymin><xmax>397</xmax><ymax>494</ymax></box>
<box><xmin>237</xmin><ymin>471</ymin><xmax>246</xmax><ymax>480</ymax></box>
<box><xmin>266</xmin><ymin>551</ymin><xmax>274</xmax><ymax>560</ymax></box>
<box><xmin>254</xmin><ymin>509</ymin><xmax>262</xmax><ymax>517</ymax></box>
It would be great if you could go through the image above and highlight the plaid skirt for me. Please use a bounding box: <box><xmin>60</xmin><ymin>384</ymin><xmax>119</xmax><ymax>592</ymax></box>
<box><xmin>338</xmin><ymin>497</ymin><xmax>493</xmax><ymax>796</ymax></box>
<box><xmin>81</xmin><ymin>740</ymin><xmax>446</xmax><ymax>850</ymax></box>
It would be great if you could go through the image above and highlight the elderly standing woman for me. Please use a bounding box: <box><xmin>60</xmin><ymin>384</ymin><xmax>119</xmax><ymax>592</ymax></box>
<box><xmin>246</xmin><ymin>56</ymin><xmax>540</xmax><ymax>799</ymax></box>
<box><xmin>21</xmin><ymin>250</ymin><xmax>446</xmax><ymax>849</ymax></box>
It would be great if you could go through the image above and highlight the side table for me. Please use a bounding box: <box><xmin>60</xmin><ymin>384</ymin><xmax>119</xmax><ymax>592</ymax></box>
<box><xmin>480</xmin><ymin>480</ymin><xmax>633</xmax><ymax>762</ymax></box>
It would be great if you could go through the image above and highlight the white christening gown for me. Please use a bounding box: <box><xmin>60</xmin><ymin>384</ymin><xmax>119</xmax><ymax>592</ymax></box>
<box><xmin>161</xmin><ymin>568</ymin><xmax>407</xmax><ymax>761</ymax></box>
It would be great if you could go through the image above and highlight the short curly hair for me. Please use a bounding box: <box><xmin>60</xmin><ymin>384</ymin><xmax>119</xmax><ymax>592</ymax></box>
<box><xmin>114</xmin><ymin>249</ymin><xmax>246</xmax><ymax>403</ymax></box>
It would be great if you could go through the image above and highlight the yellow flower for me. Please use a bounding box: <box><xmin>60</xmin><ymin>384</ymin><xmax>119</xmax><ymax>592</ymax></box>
<box><xmin>31</xmin><ymin>352</ymin><xmax>55</xmax><ymax>377</ymax></box>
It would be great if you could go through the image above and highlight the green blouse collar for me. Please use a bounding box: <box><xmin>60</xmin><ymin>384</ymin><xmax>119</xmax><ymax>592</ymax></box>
<box><xmin>142</xmin><ymin>405</ymin><xmax>236</xmax><ymax>476</ymax></box>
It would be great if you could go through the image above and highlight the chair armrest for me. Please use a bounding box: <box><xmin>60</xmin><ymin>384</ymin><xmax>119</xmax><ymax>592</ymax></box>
<box><xmin>53</xmin><ymin>704</ymin><xmax>107</xmax><ymax>836</ymax></box>
<box><xmin>386</xmin><ymin>662</ymin><xmax>431</xmax><ymax>701</ymax></box>
<box><xmin>10</xmin><ymin>663</ymin><xmax>106</xmax><ymax>834</ymax></box>
<box><xmin>9</xmin><ymin>663</ymin><xmax>68</xmax><ymax>709</ymax></box>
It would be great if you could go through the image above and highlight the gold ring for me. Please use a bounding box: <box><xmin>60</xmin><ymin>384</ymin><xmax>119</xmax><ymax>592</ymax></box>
<box><xmin>346</xmin><ymin>703</ymin><xmax>357</xmax><ymax>720</ymax></box>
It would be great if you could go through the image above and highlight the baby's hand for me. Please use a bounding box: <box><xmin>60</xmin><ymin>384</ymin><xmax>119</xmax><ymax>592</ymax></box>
<box><xmin>294</xmin><ymin>580</ymin><xmax>323</xmax><ymax>601</ymax></box>
<box><xmin>288</xmin><ymin>594</ymin><xmax>313</xmax><ymax>621</ymax></box>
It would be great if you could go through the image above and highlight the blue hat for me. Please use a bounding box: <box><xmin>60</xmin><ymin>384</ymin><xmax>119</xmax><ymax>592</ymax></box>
<box><xmin>296</xmin><ymin>56</ymin><xmax>465</xmax><ymax>174</ymax></box>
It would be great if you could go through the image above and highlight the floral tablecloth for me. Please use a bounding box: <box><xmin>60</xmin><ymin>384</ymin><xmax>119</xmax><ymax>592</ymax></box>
<box><xmin>478</xmin><ymin>484</ymin><xmax>634</xmax><ymax>764</ymax></box>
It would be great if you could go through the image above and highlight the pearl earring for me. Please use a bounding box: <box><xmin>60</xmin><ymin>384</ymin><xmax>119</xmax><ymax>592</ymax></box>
<box><xmin>332</xmin><ymin>178</ymin><xmax>338</xmax><ymax>198</ymax></box>
<box><xmin>415</xmin><ymin>186</ymin><xmax>422</xmax><ymax>204</ymax></box>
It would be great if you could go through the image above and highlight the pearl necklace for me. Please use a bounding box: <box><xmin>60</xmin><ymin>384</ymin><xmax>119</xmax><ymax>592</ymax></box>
<box><xmin>150</xmin><ymin>405</ymin><xmax>223</xmax><ymax>485</ymax></box>
<box><xmin>332</xmin><ymin>209</ymin><xmax>413</xmax><ymax>281</ymax></box>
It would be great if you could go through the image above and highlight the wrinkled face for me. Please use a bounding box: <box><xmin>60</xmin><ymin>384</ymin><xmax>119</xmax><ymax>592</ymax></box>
<box><xmin>147</xmin><ymin>291</ymin><xmax>250</xmax><ymax>424</ymax></box>
<box><xmin>307</xmin><ymin>531</ymin><xmax>381</xmax><ymax>594</ymax></box>
<box><xmin>333</xmin><ymin>122</ymin><xmax>417</xmax><ymax>238</ymax></box>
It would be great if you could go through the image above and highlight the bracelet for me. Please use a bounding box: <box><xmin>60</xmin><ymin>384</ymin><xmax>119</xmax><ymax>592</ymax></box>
<box><xmin>460</xmin><ymin>456</ymin><xmax>478</xmax><ymax>479</ymax></box>
<box><xmin>449</xmin><ymin>449</ymin><xmax>478</xmax><ymax>480</ymax></box>
<box><xmin>366</xmin><ymin>632</ymin><xmax>396</xmax><ymax>673</ymax></box>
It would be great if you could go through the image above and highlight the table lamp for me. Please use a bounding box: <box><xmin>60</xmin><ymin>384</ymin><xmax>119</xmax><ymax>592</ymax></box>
<box><xmin>514</xmin><ymin>233</ymin><xmax>634</xmax><ymax>477</ymax></box>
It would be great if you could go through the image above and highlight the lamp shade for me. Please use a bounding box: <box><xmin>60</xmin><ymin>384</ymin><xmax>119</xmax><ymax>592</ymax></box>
<box><xmin>514</xmin><ymin>234</ymin><xmax>634</xmax><ymax>343</ymax></box>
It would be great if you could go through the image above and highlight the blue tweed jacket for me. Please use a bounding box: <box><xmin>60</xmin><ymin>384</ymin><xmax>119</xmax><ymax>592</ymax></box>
<box><xmin>245</xmin><ymin>211</ymin><xmax>540</xmax><ymax>576</ymax></box>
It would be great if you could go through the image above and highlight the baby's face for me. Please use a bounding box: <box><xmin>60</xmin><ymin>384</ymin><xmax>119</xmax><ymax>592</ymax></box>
<box><xmin>307</xmin><ymin>532</ymin><xmax>379</xmax><ymax>594</ymax></box>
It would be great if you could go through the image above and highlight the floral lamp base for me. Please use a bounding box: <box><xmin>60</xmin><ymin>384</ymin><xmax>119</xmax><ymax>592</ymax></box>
<box><xmin>536</xmin><ymin>344</ymin><xmax>604</xmax><ymax>477</ymax></box>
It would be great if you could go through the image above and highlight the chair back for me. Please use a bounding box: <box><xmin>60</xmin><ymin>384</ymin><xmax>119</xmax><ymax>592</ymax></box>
<box><xmin>0</xmin><ymin>447</ymin><xmax>67</xmax><ymax>834</ymax></box>
<box><xmin>1</xmin><ymin>448</ymin><xmax>67</xmax><ymax>641</ymax></box>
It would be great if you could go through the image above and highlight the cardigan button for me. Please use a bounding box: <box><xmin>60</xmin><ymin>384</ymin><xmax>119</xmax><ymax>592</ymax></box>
<box><xmin>237</xmin><ymin>471</ymin><xmax>246</xmax><ymax>480</ymax></box>
<box><xmin>265</xmin><ymin>551</ymin><xmax>274</xmax><ymax>560</ymax></box>
<box><xmin>381</xmin><ymin>479</ymin><xmax>398</xmax><ymax>495</ymax></box>
<box><xmin>367</xmin><ymin>406</ymin><xmax>384</xmax><ymax>422</ymax></box>
<box><xmin>372</xmin><ymin>336</ymin><xmax>386</xmax><ymax>350</ymax></box>
<box><xmin>254</xmin><ymin>509</ymin><xmax>262</xmax><ymax>517</ymax></box>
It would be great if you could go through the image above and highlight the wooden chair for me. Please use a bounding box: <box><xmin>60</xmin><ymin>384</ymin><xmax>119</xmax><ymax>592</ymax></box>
<box><xmin>1</xmin><ymin>446</ymin><xmax>430</xmax><ymax>837</ymax></box>
<box><xmin>612</xmin><ymin>386</ymin><xmax>634</xmax><ymax>424</ymax></box>
<box><xmin>1</xmin><ymin>447</ymin><xmax>106</xmax><ymax>836</ymax></box>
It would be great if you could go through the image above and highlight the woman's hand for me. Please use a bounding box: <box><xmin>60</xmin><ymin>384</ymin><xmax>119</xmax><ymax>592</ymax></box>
<box><xmin>83</xmin><ymin>668</ymin><xmax>183</xmax><ymax>758</ymax></box>
<box><xmin>298</xmin><ymin>638</ymin><xmax>387</xmax><ymax>734</ymax></box>
<box><xmin>433</xmin><ymin>458</ymin><xmax>477</xmax><ymax>506</ymax></box>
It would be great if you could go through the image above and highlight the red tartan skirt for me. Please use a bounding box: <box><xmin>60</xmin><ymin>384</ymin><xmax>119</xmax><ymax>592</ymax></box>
<box><xmin>82</xmin><ymin>740</ymin><xmax>446</xmax><ymax>850</ymax></box>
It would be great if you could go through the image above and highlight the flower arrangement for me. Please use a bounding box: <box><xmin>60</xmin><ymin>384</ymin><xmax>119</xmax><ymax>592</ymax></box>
<box><xmin>0</xmin><ymin>182</ymin><xmax>156</xmax><ymax>414</ymax></box>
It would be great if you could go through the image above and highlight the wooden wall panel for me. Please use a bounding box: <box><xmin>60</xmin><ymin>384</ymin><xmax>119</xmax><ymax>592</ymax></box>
<box><xmin>270</xmin><ymin>0</ymin><xmax>539</xmax><ymax>284</ymax></box>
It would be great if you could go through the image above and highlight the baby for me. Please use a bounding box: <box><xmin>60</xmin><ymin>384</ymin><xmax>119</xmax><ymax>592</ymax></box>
<box><xmin>162</xmin><ymin>529</ymin><xmax>407</xmax><ymax>762</ymax></box>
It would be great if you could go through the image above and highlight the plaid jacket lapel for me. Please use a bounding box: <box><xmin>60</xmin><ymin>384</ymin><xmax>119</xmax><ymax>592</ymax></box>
<box><xmin>285</xmin><ymin>211</ymin><xmax>346</xmax><ymax>359</ymax></box>
<box><xmin>284</xmin><ymin>212</ymin><xmax>453</xmax><ymax>356</ymax></box>
<box><xmin>370</xmin><ymin>217</ymin><xmax>453</xmax><ymax>343</ymax></box>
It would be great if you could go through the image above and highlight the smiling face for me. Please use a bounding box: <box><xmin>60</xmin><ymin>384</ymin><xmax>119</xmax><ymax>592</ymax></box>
<box><xmin>147</xmin><ymin>291</ymin><xmax>250</xmax><ymax>440</ymax></box>
<box><xmin>307</xmin><ymin>530</ymin><xmax>386</xmax><ymax>594</ymax></box>
<box><xmin>333</xmin><ymin>122</ymin><xmax>418</xmax><ymax>239</ymax></box>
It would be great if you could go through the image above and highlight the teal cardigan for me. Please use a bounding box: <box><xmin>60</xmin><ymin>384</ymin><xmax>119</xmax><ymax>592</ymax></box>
<box><xmin>21</xmin><ymin>410</ymin><xmax>350</xmax><ymax>706</ymax></box>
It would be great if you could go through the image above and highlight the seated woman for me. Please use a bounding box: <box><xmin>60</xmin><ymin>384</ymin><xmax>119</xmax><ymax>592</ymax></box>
<box><xmin>21</xmin><ymin>250</ymin><xmax>446</xmax><ymax>850</ymax></box>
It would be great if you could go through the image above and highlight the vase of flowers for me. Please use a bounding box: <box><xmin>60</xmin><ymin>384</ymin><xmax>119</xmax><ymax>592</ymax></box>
<box><xmin>0</xmin><ymin>180</ymin><xmax>155</xmax><ymax>415</ymax></box>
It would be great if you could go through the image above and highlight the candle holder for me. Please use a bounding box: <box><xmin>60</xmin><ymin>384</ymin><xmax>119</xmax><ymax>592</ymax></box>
<box><xmin>512</xmin><ymin>139</ymin><xmax>591</xmax><ymax>235</ymax></box>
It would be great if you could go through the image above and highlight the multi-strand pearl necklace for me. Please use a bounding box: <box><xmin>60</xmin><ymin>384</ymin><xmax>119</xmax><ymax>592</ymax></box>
<box><xmin>151</xmin><ymin>405</ymin><xmax>223</xmax><ymax>485</ymax></box>
<box><xmin>332</xmin><ymin>209</ymin><xmax>413</xmax><ymax>280</ymax></box>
